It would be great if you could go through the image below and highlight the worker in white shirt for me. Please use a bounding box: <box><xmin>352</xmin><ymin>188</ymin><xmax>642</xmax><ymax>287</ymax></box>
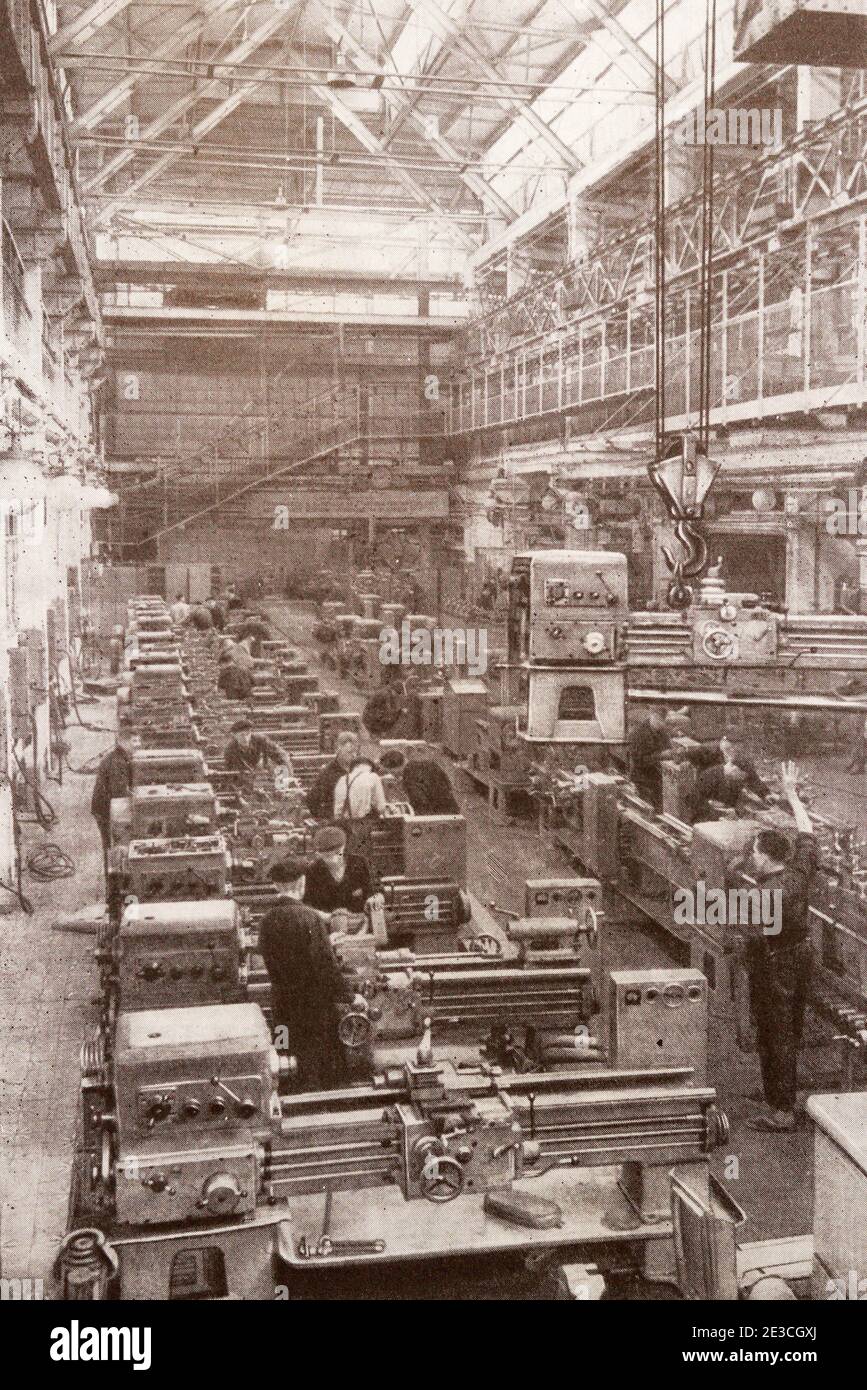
<box><xmin>333</xmin><ymin>758</ymin><xmax>387</xmax><ymax>820</ymax></box>
<box><xmin>170</xmin><ymin>593</ymin><xmax>190</xmax><ymax>625</ymax></box>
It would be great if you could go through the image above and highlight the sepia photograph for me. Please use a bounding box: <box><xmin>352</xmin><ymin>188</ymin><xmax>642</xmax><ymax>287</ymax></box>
<box><xmin>0</xmin><ymin>0</ymin><xmax>866</xmax><ymax>1356</ymax></box>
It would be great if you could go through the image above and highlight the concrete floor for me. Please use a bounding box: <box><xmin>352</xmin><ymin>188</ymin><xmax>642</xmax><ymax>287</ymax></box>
<box><xmin>1</xmin><ymin>599</ymin><xmax>862</xmax><ymax>1294</ymax></box>
<box><xmin>0</xmin><ymin>709</ymin><xmax>113</xmax><ymax>1287</ymax></box>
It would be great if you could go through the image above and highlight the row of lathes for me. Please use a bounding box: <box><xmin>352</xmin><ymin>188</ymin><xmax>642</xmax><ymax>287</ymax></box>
<box><xmin>60</xmin><ymin>586</ymin><xmax>729</xmax><ymax>1301</ymax></box>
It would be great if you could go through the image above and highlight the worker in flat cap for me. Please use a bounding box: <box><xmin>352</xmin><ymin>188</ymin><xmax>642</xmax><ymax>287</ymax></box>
<box><xmin>223</xmin><ymin>718</ymin><xmax>293</xmax><ymax>776</ymax></box>
<box><xmin>303</xmin><ymin>824</ymin><xmax>373</xmax><ymax>915</ymax></box>
<box><xmin>259</xmin><ymin>855</ymin><xmax>366</xmax><ymax>1090</ymax></box>
<box><xmin>305</xmin><ymin>729</ymin><xmax>359</xmax><ymax>820</ymax></box>
<box><xmin>217</xmin><ymin>651</ymin><xmax>253</xmax><ymax>701</ymax></box>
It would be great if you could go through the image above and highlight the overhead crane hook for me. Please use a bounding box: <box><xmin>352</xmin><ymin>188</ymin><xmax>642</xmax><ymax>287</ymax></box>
<box><xmin>648</xmin><ymin>433</ymin><xmax>719</xmax><ymax>610</ymax></box>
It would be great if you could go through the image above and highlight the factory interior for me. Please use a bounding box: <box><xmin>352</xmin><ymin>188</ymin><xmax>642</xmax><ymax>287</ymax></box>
<box><xmin>2</xmin><ymin>0</ymin><xmax>867</xmax><ymax>1319</ymax></box>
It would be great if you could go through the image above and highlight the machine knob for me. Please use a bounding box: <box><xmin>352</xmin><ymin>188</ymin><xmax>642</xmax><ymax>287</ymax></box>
<box><xmin>583</xmin><ymin>631</ymin><xmax>606</xmax><ymax>656</ymax></box>
<box><xmin>182</xmin><ymin>1098</ymin><xmax>201</xmax><ymax>1119</ymax></box>
<box><xmin>208</xmin><ymin>1097</ymin><xmax>227</xmax><ymax>1118</ymax></box>
<box><xmin>144</xmin><ymin>1096</ymin><xmax>172</xmax><ymax>1122</ymax></box>
<box><xmin>236</xmin><ymin>1098</ymin><xmax>258</xmax><ymax>1119</ymax></box>
<box><xmin>140</xmin><ymin>961</ymin><xmax>164</xmax><ymax>980</ymax></box>
<box><xmin>189</xmin><ymin>964</ymin><xmax>203</xmax><ymax>978</ymax></box>
<box><xmin>211</xmin><ymin>964</ymin><xmax>226</xmax><ymax>980</ymax></box>
<box><xmin>169</xmin><ymin>965</ymin><xmax>184</xmax><ymax>979</ymax></box>
<box><xmin>200</xmin><ymin>1172</ymin><xmax>242</xmax><ymax>1217</ymax></box>
<box><xmin>143</xmin><ymin>1172</ymin><xmax>172</xmax><ymax>1193</ymax></box>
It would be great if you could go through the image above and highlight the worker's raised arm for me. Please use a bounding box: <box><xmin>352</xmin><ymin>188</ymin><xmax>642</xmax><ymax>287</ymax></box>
<box><xmin>780</xmin><ymin>761</ymin><xmax>813</xmax><ymax>835</ymax></box>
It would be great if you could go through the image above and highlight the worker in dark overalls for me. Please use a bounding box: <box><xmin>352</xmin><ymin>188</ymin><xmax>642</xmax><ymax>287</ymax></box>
<box><xmin>259</xmin><ymin>857</ymin><xmax>365</xmax><ymax>1090</ymax></box>
<box><xmin>729</xmin><ymin>762</ymin><xmax>819</xmax><ymax>1133</ymax></box>
<box><xmin>90</xmin><ymin>732</ymin><xmax>134</xmax><ymax>885</ymax></box>
<box><xmin>628</xmin><ymin>709</ymin><xmax>670</xmax><ymax>807</ymax></box>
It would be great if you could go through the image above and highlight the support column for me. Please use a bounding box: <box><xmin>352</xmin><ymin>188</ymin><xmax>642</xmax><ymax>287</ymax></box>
<box><xmin>785</xmin><ymin>516</ymin><xmax>818</xmax><ymax>614</ymax></box>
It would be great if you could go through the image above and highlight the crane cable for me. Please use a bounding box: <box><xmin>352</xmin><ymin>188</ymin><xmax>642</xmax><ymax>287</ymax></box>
<box><xmin>653</xmin><ymin>0</ymin><xmax>667</xmax><ymax>460</ymax></box>
<box><xmin>697</xmin><ymin>0</ymin><xmax>719</xmax><ymax>454</ymax></box>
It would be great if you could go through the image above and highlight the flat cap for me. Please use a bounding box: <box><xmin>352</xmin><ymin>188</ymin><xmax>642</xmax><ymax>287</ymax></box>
<box><xmin>313</xmin><ymin>825</ymin><xmax>346</xmax><ymax>854</ymax></box>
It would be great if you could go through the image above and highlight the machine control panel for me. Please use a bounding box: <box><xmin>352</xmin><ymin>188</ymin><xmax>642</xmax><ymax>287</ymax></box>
<box><xmin>693</xmin><ymin>604</ymin><xmax>779</xmax><ymax>666</ymax></box>
<box><xmin>130</xmin><ymin>782</ymin><xmax>217</xmax><ymax>838</ymax></box>
<box><xmin>125</xmin><ymin>835</ymin><xmax>229</xmax><ymax>902</ymax></box>
<box><xmin>524</xmin><ymin>551</ymin><xmax>628</xmax><ymax>664</ymax></box>
<box><xmin>114</xmin><ymin>1003</ymin><xmax>278</xmax><ymax>1142</ymax></box>
<box><xmin>118</xmin><ymin>899</ymin><xmax>244</xmax><ymax>1008</ymax></box>
<box><xmin>131</xmin><ymin>747</ymin><xmax>206</xmax><ymax>787</ymax></box>
<box><xmin>609</xmin><ymin>969</ymin><xmax>708</xmax><ymax>1082</ymax></box>
<box><xmin>114</xmin><ymin>1142</ymin><xmax>259</xmax><ymax>1226</ymax></box>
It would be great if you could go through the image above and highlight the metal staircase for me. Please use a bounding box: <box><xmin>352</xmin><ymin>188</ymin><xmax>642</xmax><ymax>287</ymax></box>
<box><xmin>109</xmin><ymin>381</ymin><xmax>446</xmax><ymax>553</ymax></box>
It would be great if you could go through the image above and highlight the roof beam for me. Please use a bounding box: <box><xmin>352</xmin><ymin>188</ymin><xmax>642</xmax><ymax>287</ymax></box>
<box><xmin>308</xmin><ymin>82</ymin><xmax>475</xmax><ymax>250</ymax></box>
<box><xmin>83</xmin><ymin>5</ymin><xmax>295</xmax><ymax>192</ymax></box>
<box><xmin>561</xmin><ymin>0</ymin><xmax>675</xmax><ymax>94</ymax></box>
<box><xmin>71</xmin><ymin>0</ymin><xmax>239</xmax><ymax>132</ymax></box>
<box><xmin>103</xmin><ymin>304</ymin><xmax>462</xmax><ymax>329</ymax></box>
<box><xmin>91</xmin><ymin>194</ymin><xmax>482</xmax><ymax>230</ymax></box>
<box><xmin>49</xmin><ymin>0</ymin><xmax>132</xmax><ymax>55</ymax></box>
<box><xmin>90</xmin><ymin>77</ymin><xmax>272</xmax><ymax>226</ymax></box>
<box><xmin>318</xmin><ymin>6</ymin><xmax>517</xmax><ymax>223</ymax></box>
<box><xmin>94</xmin><ymin>259</ymin><xmax>462</xmax><ymax>289</ymax></box>
<box><xmin>408</xmin><ymin>0</ymin><xmax>581</xmax><ymax>171</ymax></box>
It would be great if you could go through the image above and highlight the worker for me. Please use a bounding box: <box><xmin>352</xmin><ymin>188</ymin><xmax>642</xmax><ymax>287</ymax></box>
<box><xmin>628</xmin><ymin>709</ymin><xmax>670</xmax><ymax>807</ymax></box>
<box><xmin>169</xmin><ymin>593</ymin><xmax>190</xmax><ymax>625</ymax></box>
<box><xmin>236</xmin><ymin>612</ymin><xmax>272</xmax><ymax>655</ymax></box>
<box><xmin>665</xmin><ymin>707</ymin><xmax>692</xmax><ymax>738</ymax></box>
<box><xmin>400</xmin><ymin>744</ymin><xmax>459</xmax><ymax>815</ymax></box>
<box><xmin>478</xmin><ymin>577</ymin><xmax>497</xmax><ymax>612</ymax></box>
<box><xmin>205</xmin><ymin>596</ymin><xmax>226</xmax><ymax>631</ymax></box>
<box><xmin>223</xmin><ymin>719</ymin><xmax>292</xmax><ymax>776</ymax></box>
<box><xmin>108</xmin><ymin>625</ymin><xmax>125</xmax><ymax>675</ymax></box>
<box><xmin>334</xmin><ymin>756</ymin><xmax>387</xmax><ymax>821</ymax></box>
<box><xmin>362</xmin><ymin>678</ymin><xmax>408</xmax><ymax>737</ymax></box>
<box><xmin>225</xmin><ymin>583</ymin><xmax>243</xmax><ymax>611</ymax></box>
<box><xmin>186</xmin><ymin>603</ymin><xmax>213</xmax><ymax>631</ymax></box>
<box><xmin>227</xmin><ymin>634</ymin><xmax>256</xmax><ymax>674</ymax></box>
<box><xmin>303</xmin><ymin>825</ymin><xmax>373</xmax><ymax>915</ymax></box>
<box><xmin>305</xmin><ymin>730</ymin><xmax>359</xmax><ymax>820</ymax></box>
<box><xmin>217</xmin><ymin>653</ymin><xmax>253</xmax><ymax>701</ymax></box>
<box><xmin>688</xmin><ymin>734</ymin><xmax>769</xmax><ymax>796</ymax></box>
<box><xmin>729</xmin><ymin>762</ymin><xmax>819</xmax><ymax>1134</ymax></box>
<box><xmin>259</xmin><ymin>856</ymin><xmax>365</xmax><ymax>1090</ymax></box>
<box><xmin>691</xmin><ymin>736</ymin><xmax>771</xmax><ymax>817</ymax></box>
<box><xmin>90</xmin><ymin>732</ymin><xmax>134</xmax><ymax>882</ymax></box>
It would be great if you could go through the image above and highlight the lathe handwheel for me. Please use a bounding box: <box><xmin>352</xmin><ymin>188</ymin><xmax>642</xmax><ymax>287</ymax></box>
<box><xmin>337</xmin><ymin>1010</ymin><xmax>373</xmax><ymax>1049</ymax></box>
<box><xmin>701</xmin><ymin>626</ymin><xmax>738</xmax><ymax>661</ymax></box>
<box><xmin>706</xmin><ymin>1104</ymin><xmax>730</xmax><ymax>1149</ymax></box>
<box><xmin>420</xmin><ymin>1155</ymin><xmax>464</xmax><ymax>1203</ymax></box>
